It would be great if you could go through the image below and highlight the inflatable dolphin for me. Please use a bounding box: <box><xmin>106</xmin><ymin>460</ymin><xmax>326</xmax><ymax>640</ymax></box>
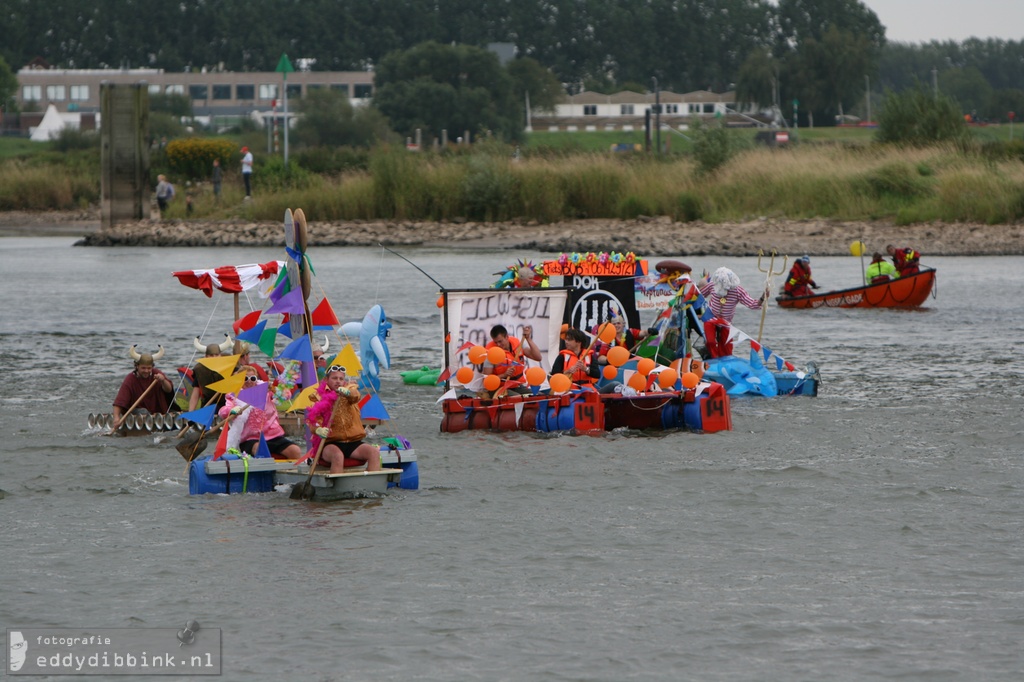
<box><xmin>341</xmin><ymin>305</ymin><xmax>391</xmax><ymax>392</ymax></box>
<box><xmin>704</xmin><ymin>350</ymin><xmax>779</xmax><ymax>397</ymax></box>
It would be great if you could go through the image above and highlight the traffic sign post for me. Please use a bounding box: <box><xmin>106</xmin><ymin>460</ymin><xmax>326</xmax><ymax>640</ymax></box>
<box><xmin>275</xmin><ymin>53</ymin><xmax>295</xmax><ymax>164</ymax></box>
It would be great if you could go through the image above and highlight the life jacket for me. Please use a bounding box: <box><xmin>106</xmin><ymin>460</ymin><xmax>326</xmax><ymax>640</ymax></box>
<box><xmin>894</xmin><ymin>248</ymin><xmax>920</xmax><ymax>274</ymax></box>
<box><xmin>558</xmin><ymin>348</ymin><xmax>595</xmax><ymax>384</ymax></box>
<box><xmin>485</xmin><ymin>337</ymin><xmax>524</xmax><ymax>379</ymax></box>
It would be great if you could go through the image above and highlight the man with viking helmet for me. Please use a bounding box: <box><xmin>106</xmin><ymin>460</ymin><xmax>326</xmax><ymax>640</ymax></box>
<box><xmin>113</xmin><ymin>345</ymin><xmax>177</xmax><ymax>424</ymax></box>
<box><xmin>188</xmin><ymin>335</ymin><xmax>234</xmax><ymax>411</ymax></box>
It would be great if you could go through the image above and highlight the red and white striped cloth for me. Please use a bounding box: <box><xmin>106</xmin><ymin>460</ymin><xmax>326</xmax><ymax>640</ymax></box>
<box><xmin>172</xmin><ymin>261</ymin><xmax>283</xmax><ymax>298</ymax></box>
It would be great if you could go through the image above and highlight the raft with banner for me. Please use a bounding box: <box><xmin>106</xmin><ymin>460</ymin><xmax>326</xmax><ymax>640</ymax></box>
<box><xmin>434</xmin><ymin>278</ymin><xmax>732</xmax><ymax>435</ymax></box>
<box><xmin>173</xmin><ymin>208</ymin><xmax>418</xmax><ymax>499</ymax></box>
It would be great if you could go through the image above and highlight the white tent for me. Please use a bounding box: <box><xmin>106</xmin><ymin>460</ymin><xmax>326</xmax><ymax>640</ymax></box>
<box><xmin>29</xmin><ymin>104</ymin><xmax>67</xmax><ymax>141</ymax></box>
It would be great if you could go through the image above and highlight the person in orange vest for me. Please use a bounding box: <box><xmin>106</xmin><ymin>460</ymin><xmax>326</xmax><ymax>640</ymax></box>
<box><xmin>483</xmin><ymin>324</ymin><xmax>542</xmax><ymax>381</ymax></box>
<box><xmin>550</xmin><ymin>328</ymin><xmax>599</xmax><ymax>386</ymax></box>
<box><xmin>886</xmin><ymin>244</ymin><xmax>921</xmax><ymax>277</ymax></box>
<box><xmin>782</xmin><ymin>256</ymin><xmax>818</xmax><ymax>297</ymax></box>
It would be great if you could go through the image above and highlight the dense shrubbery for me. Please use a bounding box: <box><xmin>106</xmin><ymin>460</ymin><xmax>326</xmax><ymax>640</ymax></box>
<box><xmin>165</xmin><ymin>138</ymin><xmax>238</xmax><ymax>181</ymax></box>
<box><xmin>877</xmin><ymin>88</ymin><xmax>972</xmax><ymax>147</ymax></box>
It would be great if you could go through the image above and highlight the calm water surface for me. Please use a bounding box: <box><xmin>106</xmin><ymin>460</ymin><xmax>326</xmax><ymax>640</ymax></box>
<box><xmin>1</xmin><ymin>238</ymin><xmax>1022</xmax><ymax>681</ymax></box>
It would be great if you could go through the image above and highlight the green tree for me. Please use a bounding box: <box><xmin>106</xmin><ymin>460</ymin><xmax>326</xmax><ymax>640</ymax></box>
<box><xmin>372</xmin><ymin>41</ymin><xmax>520</xmax><ymax>141</ymax></box>
<box><xmin>507</xmin><ymin>57</ymin><xmax>564</xmax><ymax>114</ymax></box>
<box><xmin>736</xmin><ymin>47</ymin><xmax>781</xmax><ymax>111</ymax></box>
<box><xmin>876</xmin><ymin>87</ymin><xmax>971</xmax><ymax>147</ymax></box>
<box><xmin>0</xmin><ymin>55</ymin><xmax>16</xmax><ymax>113</ymax></box>
<box><xmin>293</xmin><ymin>88</ymin><xmax>392</xmax><ymax>147</ymax></box>
<box><xmin>939</xmin><ymin>67</ymin><xmax>993</xmax><ymax>119</ymax></box>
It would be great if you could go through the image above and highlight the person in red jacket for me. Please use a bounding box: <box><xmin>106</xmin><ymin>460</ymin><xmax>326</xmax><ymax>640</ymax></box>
<box><xmin>782</xmin><ymin>256</ymin><xmax>818</xmax><ymax>298</ymax></box>
<box><xmin>887</xmin><ymin>244</ymin><xmax>921</xmax><ymax>276</ymax></box>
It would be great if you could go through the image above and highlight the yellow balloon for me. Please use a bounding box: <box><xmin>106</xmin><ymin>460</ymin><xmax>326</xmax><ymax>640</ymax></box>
<box><xmin>849</xmin><ymin>240</ymin><xmax>866</xmax><ymax>257</ymax></box>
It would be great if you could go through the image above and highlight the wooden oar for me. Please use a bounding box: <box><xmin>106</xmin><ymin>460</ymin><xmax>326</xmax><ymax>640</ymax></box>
<box><xmin>290</xmin><ymin>438</ymin><xmax>328</xmax><ymax>501</ymax></box>
<box><xmin>107</xmin><ymin>380</ymin><xmax>159</xmax><ymax>435</ymax></box>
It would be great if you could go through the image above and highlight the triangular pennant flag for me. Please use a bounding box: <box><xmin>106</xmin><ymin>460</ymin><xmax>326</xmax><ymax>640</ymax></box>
<box><xmin>775</xmin><ymin>355</ymin><xmax>785</xmax><ymax>370</ymax></box>
<box><xmin>254</xmin><ymin>433</ymin><xmax>272</xmax><ymax>459</ymax></box>
<box><xmin>784</xmin><ymin>361</ymin><xmax>796</xmax><ymax>371</ymax></box>
<box><xmin>436</xmin><ymin>389</ymin><xmax>457</xmax><ymax>403</ymax></box>
<box><xmin>311</xmin><ymin>298</ymin><xmax>339</xmax><ymax>326</ymax></box>
<box><xmin>762</xmin><ymin>346</ymin><xmax>772</xmax><ymax>362</ymax></box>
<box><xmin>179</xmin><ymin>404</ymin><xmax>216</xmax><ymax>428</ymax></box>
<box><xmin>196</xmin><ymin>354</ymin><xmax>241</xmax><ymax>378</ymax></box>
<box><xmin>237</xmin><ymin>381</ymin><xmax>269</xmax><ymax>408</ymax></box>
<box><xmin>455</xmin><ymin>341</ymin><xmax>474</xmax><ymax>353</ymax></box>
<box><xmin>268</xmin><ymin>274</ymin><xmax>290</xmax><ymax>304</ymax></box>
<box><xmin>258</xmin><ymin>327</ymin><xmax>278</xmax><ymax>359</ymax></box>
<box><xmin>266</xmin><ymin>288</ymin><xmax>306</xmax><ymax>315</ymax></box>
<box><xmin>286</xmin><ymin>385</ymin><xmax>320</xmax><ymax>412</ymax></box>
<box><xmin>212</xmin><ymin>422</ymin><xmax>232</xmax><ymax>460</ymax></box>
<box><xmin>749</xmin><ymin>339</ymin><xmax>762</xmax><ymax>352</ymax></box>
<box><xmin>360</xmin><ymin>394</ymin><xmax>391</xmax><ymax>421</ymax></box>
<box><xmin>277</xmin><ymin>324</ymin><xmax>294</xmax><ymax>338</ymax></box>
<box><xmin>514</xmin><ymin>402</ymin><xmax>524</xmax><ymax>422</ymax></box>
<box><xmin>236</xmin><ymin>320</ymin><xmax>267</xmax><ymax>344</ymax></box>
<box><xmin>233</xmin><ymin>310</ymin><xmax>262</xmax><ymax>335</ymax></box>
<box><xmin>279</xmin><ymin>334</ymin><xmax>314</xmax><ymax>364</ymax></box>
<box><xmin>206</xmin><ymin>372</ymin><xmax>247</xmax><ymax>396</ymax></box>
<box><xmin>436</xmin><ymin>367</ymin><xmax>452</xmax><ymax>384</ymax></box>
<box><xmin>300</xmin><ymin>360</ymin><xmax>317</xmax><ymax>392</ymax></box>
<box><xmin>333</xmin><ymin>343</ymin><xmax>362</xmax><ymax>372</ymax></box>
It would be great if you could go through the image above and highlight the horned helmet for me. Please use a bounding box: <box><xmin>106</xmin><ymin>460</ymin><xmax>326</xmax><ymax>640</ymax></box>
<box><xmin>193</xmin><ymin>334</ymin><xmax>234</xmax><ymax>356</ymax></box>
<box><xmin>129</xmin><ymin>344</ymin><xmax>165</xmax><ymax>367</ymax></box>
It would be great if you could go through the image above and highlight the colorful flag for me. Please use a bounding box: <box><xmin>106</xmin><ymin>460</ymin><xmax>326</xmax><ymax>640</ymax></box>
<box><xmin>195</xmin><ymin>354</ymin><xmax>240</xmax><ymax>378</ymax></box>
<box><xmin>179</xmin><ymin>404</ymin><xmax>216</xmax><ymax>428</ymax></box>
<box><xmin>206</xmin><ymin>372</ymin><xmax>246</xmax><ymax>396</ymax></box>
<box><xmin>237</xmin><ymin>382</ymin><xmax>269</xmax><ymax>408</ymax></box>
<box><xmin>311</xmin><ymin>298</ymin><xmax>339</xmax><ymax>327</ymax></box>
<box><xmin>286</xmin><ymin>385</ymin><xmax>320</xmax><ymax>412</ymax></box>
<box><xmin>236</xmin><ymin>320</ymin><xmax>267</xmax><ymax>344</ymax></box>
<box><xmin>279</xmin><ymin>334</ymin><xmax>314</xmax><ymax>364</ymax></box>
<box><xmin>254</xmin><ymin>433</ymin><xmax>272</xmax><ymax>459</ymax></box>
<box><xmin>266</xmin><ymin>288</ymin><xmax>305</xmax><ymax>316</ymax></box>
<box><xmin>233</xmin><ymin>310</ymin><xmax>262</xmax><ymax>335</ymax></box>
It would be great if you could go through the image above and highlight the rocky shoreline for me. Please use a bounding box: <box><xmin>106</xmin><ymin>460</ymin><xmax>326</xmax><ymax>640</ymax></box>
<box><xmin>2</xmin><ymin>210</ymin><xmax>1022</xmax><ymax>256</ymax></box>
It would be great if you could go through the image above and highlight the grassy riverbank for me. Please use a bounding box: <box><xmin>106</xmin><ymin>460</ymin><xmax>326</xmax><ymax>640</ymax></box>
<box><xmin>3</xmin><ymin>127</ymin><xmax>1024</xmax><ymax>225</ymax></box>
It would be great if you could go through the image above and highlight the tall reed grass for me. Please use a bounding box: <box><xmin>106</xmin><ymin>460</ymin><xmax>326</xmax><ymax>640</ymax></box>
<box><xmin>6</xmin><ymin>140</ymin><xmax>1024</xmax><ymax>225</ymax></box>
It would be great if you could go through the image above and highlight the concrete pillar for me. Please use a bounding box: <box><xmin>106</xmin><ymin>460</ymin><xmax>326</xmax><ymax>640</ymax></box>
<box><xmin>100</xmin><ymin>82</ymin><xmax>149</xmax><ymax>228</ymax></box>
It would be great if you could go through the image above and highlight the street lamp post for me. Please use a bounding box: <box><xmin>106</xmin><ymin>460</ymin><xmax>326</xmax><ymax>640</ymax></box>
<box><xmin>652</xmin><ymin>77</ymin><xmax>661</xmax><ymax>156</ymax></box>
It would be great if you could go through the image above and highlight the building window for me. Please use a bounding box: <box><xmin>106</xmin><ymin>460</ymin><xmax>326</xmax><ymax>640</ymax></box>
<box><xmin>148</xmin><ymin>84</ymin><xmax>161</xmax><ymax>95</ymax></box>
<box><xmin>620</xmin><ymin>104</ymin><xmax>634</xmax><ymax>115</ymax></box>
<box><xmin>307</xmin><ymin>83</ymin><xmax>324</xmax><ymax>91</ymax></box>
<box><xmin>689</xmin><ymin>103</ymin><xmax>700</xmax><ymax>114</ymax></box>
<box><xmin>212</xmin><ymin>85</ymin><xmax>231</xmax><ymax>100</ymax></box>
<box><xmin>165</xmin><ymin>84</ymin><xmax>184</xmax><ymax>94</ymax></box>
<box><xmin>703</xmin><ymin>103</ymin><xmax>715</xmax><ymax>114</ymax></box>
<box><xmin>46</xmin><ymin>85</ymin><xmax>66</xmax><ymax>101</ymax></box>
<box><xmin>258</xmin><ymin>84</ymin><xmax>278</xmax><ymax>100</ymax></box>
<box><xmin>665</xmin><ymin>104</ymin><xmax>678</xmax><ymax>114</ymax></box>
<box><xmin>330</xmin><ymin>84</ymin><xmax>349</xmax><ymax>95</ymax></box>
<box><xmin>354</xmin><ymin>84</ymin><xmax>373</xmax><ymax>98</ymax></box>
<box><xmin>70</xmin><ymin>85</ymin><xmax>89</xmax><ymax>101</ymax></box>
<box><xmin>236</xmin><ymin>84</ymin><xmax>255</xmax><ymax>100</ymax></box>
<box><xmin>286</xmin><ymin>83</ymin><xmax>302</xmax><ymax>98</ymax></box>
<box><xmin>23</xmin><ymin>85</ymin><xmax>41</xmax><ymax>101</ymax></box>
<box><xmin>189</xmin><ymin>84</ymin><xmax>208</xmax><ymax>100</ymax></box>
<box><xmin>583</xmin><ymin>105</ymin><xmax>597</xmax><ymax>115</ymax></box>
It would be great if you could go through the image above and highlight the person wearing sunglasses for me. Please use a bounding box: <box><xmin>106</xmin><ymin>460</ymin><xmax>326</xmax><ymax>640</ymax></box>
<box><xmin>305</xmin><ymin>366</ymin><xmax>381</xmax><ymax>473</ymax></box>
<box><xmin>218</xmin><ymin>366</ymin><xmax>301</xmax><ymax>460</ymax></box>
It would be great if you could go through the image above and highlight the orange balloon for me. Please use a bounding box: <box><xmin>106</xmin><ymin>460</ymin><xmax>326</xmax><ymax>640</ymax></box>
<box><xmin>486</xmin><ymin>346</ymin><xmax>507</xmax><ymax>366</ymax></box>
<box><xmin>483</xmin><ymin>374</ymin><xmax>501</xmax><ymax>391</ymax></box>
<box><xmin>455</xmin><ymin>367</ymin><xmax>474</xmax><ymax>384</ymax></box>
<box><xmin>468</xmin><ymin>345</ymin><xmax>487</xmax><ymax>364</ymax></box>
<box><xmin>692</xmin><ymin>361</ymin><xmax>705</xmax><ymax>380</ymax></box>
<box><xmin>681</xmin><ymin>372</ymin><xmax>699</xmax><ymax>389</ymax></box>
<box><xmin>636</xmin><ymin>357</ymin><xmax>656</xmax><ymax>376</ymax></box>
<box><xmin>436</xmin><ymin>294</ymin><xmax>445</xmax><ymax>308</ymax></box>
<box><xmin>549</xmin><ymin>374</ymin><xmax>571</xmax><ymax>393</ymax></box>
<box><xmin>607</xmin><ymin>346</ymin><xmax>630</xmax><ymax>367</ymax></box>
<box><xmin>657</xmin><ymin>368</ymin><xmax>679</xmax><ymax>389</ymax></box>
<box><xmin>602</xmin><ymin>365</ymin><xmax>619</xmax><ymax>381</ymax></box>
<box><xmin>627</xmin><ymin>372</ymin><xmax>648</xmax><ymax>391</ymax></box>
<box><xmin>598</xmin><ymin>322</ymin><xmax>616</xmax><ymax>344</ymax></box>
<box><xmin>525</xmin><ymin>366</ymin><xmax>547</xmax><ymax>386</ymax></box>
<box><xmin>559</xmin><ymin>323</ymin><xmax>569</xmax><ymax>339</ymax></box>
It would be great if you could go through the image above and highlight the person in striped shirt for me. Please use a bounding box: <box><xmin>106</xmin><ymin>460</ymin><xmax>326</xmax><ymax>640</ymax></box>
<box><xmin>697</xmin><ymin>267</ymin><xmax>765</xmax><ymax>358</ymax></box>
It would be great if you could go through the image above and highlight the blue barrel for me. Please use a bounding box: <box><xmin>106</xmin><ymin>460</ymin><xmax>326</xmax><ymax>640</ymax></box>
<box><xmin>535</xmin><ymin>403</ymin><xmax>550</xmax><ymax>432</ymax></box>
<box><xmin>391</xmin><ymin>461</ymin><xmax>419</xmax><ymax>490</ymax></box>
<box><xmin>188</xmin><ymin>455</ymin><xmax>275</xmax><ymax>495</ymax></box>
<box><xmin>682</xmin><ymin>396</ymin><xmax>704</xmax><ymax>431</ymax></box>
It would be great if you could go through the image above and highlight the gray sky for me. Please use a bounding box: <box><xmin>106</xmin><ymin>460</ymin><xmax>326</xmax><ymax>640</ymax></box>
<box><xmin>861</xmin><ymin>0</ymin><xmax>1024</xmax><ymax>43</ymax></box>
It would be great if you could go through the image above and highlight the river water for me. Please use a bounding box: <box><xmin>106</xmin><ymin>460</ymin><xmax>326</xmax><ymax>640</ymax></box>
<box><xmin>1</xmin><ymin>237</ymin><xmax>1022</xmax><ymax>681</ymax></box>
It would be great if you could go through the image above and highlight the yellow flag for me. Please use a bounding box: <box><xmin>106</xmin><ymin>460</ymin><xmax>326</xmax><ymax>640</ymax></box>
<box><xmin>206</xmin><ymin>372</ymin><xmax>246</xmax><ymax>396</ymax></box>
<box><xmin>196</xmin><ymin>354</ymin><xmax>241</xmax><ymax>377</ymax></box>
<box><xmin>334</xmin><ymin>344</ymin><xmax>362</xmax><ymax>372</ymax></box>
<box><xmin>287</xmin><ymin>385</ymin><xmax>320</xmax><ymax>412</ymax></box>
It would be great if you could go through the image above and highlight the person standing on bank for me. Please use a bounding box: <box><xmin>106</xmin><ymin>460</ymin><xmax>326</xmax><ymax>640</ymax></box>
<box><xmin>240</xmin><ymin>146</ymin><xmax>253</xmax><ymax>197</ymax></box>
<box><xmin>155</xmin><ymin>174</ymin><xmax>174</xmax><ymax>217</ymax></box>
<box><xmin>211</xmin><ymin>158</ymin><xmax>222</xmax><ymax>202</ymax></box>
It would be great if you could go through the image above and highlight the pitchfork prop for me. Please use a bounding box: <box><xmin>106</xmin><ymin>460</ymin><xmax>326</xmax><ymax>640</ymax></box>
<box><xmin>756</xmin><ymin>249</ymin><xmax>787</xmax><ymax>344</ymax></box>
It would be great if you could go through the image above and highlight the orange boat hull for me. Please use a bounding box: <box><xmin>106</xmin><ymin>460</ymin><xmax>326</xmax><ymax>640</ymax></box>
<box><xmin>776</xmin><ymin>268</ymin><xmax>936</xmax><ymax>309</ymax></box>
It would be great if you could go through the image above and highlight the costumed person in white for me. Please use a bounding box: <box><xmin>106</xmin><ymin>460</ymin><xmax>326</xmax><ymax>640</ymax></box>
<box><xmin>697</xmin><ymin>267</ymin><xmax>765</xmax><ymax>358</ymax></box>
